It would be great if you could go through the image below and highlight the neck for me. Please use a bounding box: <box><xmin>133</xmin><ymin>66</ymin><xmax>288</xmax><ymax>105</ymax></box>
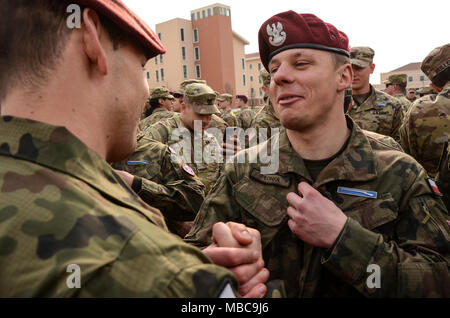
<box><xmin>353</xmin><ymin>83</ymin><xmax>371</xmax><ymax>95</ymax></box>
<box><xmin>2</xmin><ymin>75</ymin><xmax>109</xmax><ymax>160</ymax></box>
<box><xmin>287</xmin><ymin>113</ymin><xmax>351</xmax><ymax>160</ymax></box>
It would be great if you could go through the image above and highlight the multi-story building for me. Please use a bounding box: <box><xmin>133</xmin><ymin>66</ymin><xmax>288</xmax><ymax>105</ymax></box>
<box><xmin>376</xmin><ymin>62</ymin><xmax>431</xmax><ymax>91</ymax></box>
<box><xmin>144</xmin><ymin>3</ymin><xmax>267</xmax><ymax>103</ymax></box>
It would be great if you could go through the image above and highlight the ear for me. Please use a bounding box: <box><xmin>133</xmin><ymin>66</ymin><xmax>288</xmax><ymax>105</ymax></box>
<box><xmin>370</xmin><ymin>63</ymin><xmax>376</xmax><ymax>74</ymax></box>
<box><xmin>337</xmin><ymin>64</ymin><xmax>353</xmax><ymax>92</ymax></box>
<box><xmin>82</xmin><ymin>8</ymin><xmax>108</xmax><ymax>75</ymax></box>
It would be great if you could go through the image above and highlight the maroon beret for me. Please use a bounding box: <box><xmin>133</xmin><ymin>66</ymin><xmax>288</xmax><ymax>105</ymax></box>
<box><xmin>258</xmin><ymin>11</ymin><xmax>349</xmax><ymax>70</ymax></box>
<box><xmin>75</xmin><ymin>0</ymin><xmax>165</xmax><ymax>59</ymax></box>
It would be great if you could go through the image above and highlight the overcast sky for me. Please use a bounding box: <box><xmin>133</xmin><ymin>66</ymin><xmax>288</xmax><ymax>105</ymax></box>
<box><xmin>125</xmin><ymin>0</ymin><xmax>448</xmax><ymax>84</ymax></box>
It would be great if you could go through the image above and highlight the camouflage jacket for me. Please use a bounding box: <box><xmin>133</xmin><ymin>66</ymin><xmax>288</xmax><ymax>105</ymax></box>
<box><xmin>395</xmin><ymin>94</ymin><xmax>412</xmax><ymax>112</ymax></box>
<box><xmin>348</xmin><ymin>86</ymin><xmax>405</xmax><ymax>142</ymax></box>
<box><xmin>0</xmin><ymin>116</ymin><xmax>237</xmax><ymax>297</ymax></box>
<box><xmin>186</xmin><ymin>117</ymin><xmax>450</xmax><ymax>297</ymax></box>
<box><xmin>141</xmin><ymin>114</ymin><xmax>222</xmax><ymax>194</ymax></box>
<box><xmin>112</xmin><ymin>136</ymin><xmax>206</xmax><ymax>234</ymax></box>
<box><xmin>207</xmin><ymin>114</ymin><xmax>229</xmax><ymax>135</ymax></box>
<box><xmin>221</xmin><ymin>109</ymin><xmax>240</xmax><ymax>127</ymax></box>
<box><xmin>399</xmin><ymin>83</ymin><xmax>450</xmax><ymax>177</ymax></box>
<box><xmin>251</xmin><ymin>101</ymin><xmax>280</xmax><ymax>130</ymax></box>
<box><xmin>436</xmin><ymin>142</ymin><xmax>450</xmax><ymax>211</ymax></box>
<box><xmin>139</xmin><ymin>108</ymin><xmax>174</xmax><ymax>131</ymax></box>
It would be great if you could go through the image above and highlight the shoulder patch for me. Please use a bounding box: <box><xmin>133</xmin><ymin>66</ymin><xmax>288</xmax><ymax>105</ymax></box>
<box><xmin>250</xmin><ymin>169</ymin><xmax>291</xmax><ymax>188</ymax></box>
<box><xmin>427</xmin><ymin>178</ymin><xmax>443</xmax><ymax>197</ymax></box>
<box><xmin>182</xmin><ymin>164</ymin><xmax>196</xmax><ymax>177</ymax></box>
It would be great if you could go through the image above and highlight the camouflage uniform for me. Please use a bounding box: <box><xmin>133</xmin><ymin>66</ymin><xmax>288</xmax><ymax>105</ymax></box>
<box><xmin>0</xmin><ymin>116</ymin><xmax>237</xmax><ymax>297</ymax></box>
<box><xmin>348</xmin><ymin>85</ymin><xmax>405</xmax><ymax>142</ymax></box>
<box><xmin>208</xmin><ymin>114</ymin><xmax>229</xmax><ymax>135</ymax></box>
<box><xmin>139</xmin><ymin>87</ymin><xmax>175</xmax><ymax>130</ymax></box>
<box><xmin>399</xmin><ymin>44</ymin><xmax>450</xmax><ymax>177</ymax></box>
<box><xmin>186</xmin><ymin>117</ymin><xmax>450</xmax><ymax>297</ymax></box>
<box><xmin>395</xmin><ymin>94</ymin><xmax>412</xmax><ymax>112</ymax></box>
<box><xmin>221</xmin><ymin>109</ymin><xmax>241</xmax><ymax>127</ymax></box>
<box><xmin>436</xmin><ymin>142</ymin><xmax>450</xmax><ymax>211</ymax></box>
<box><xmin>383</xmin><ymin>74</ymin><xmax>412</xmax><ymax>112</ymax></box>
<box><xmin>112</xmin><ymin>136</ymin><xmax>206</xmax><ymax>234</ymax></box>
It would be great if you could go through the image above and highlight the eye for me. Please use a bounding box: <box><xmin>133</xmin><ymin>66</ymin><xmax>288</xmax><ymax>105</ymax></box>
<box><xmin>295</xmin><ymin>61</ymin><xmax>309</xmax><ymax>68</ymax></box>
<box><xmin>269</xmin><ymin>67</ymin><xmax>278</xmax><ymax>75</ymax></box>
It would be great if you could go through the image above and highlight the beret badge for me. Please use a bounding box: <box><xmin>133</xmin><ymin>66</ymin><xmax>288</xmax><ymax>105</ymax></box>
<box><xmin>267</xmin><ymin>22</ymin><xmax>287</xmax><ymax>47</ymax></box>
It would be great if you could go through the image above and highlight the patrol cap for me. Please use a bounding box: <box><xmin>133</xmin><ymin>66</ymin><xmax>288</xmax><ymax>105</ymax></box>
<box><xmin>417</xmin><ymin>86</ymin><xmax>437</xmax><ymax>95</ymax></box>
<box><xmin>260</xmin><ymin>69</ymin><xmax>271</xmax><ymax>87</ymax></box>
<box><xmin>384</xmin><ymin>74</ymin><xmax>407</xmax><ymax>85</ymax></box>
<box><xmin>75</xmin><ymin>0</ymin><xmax>165</xmax><ymax>59</ymax></box>
<box><xmin>184</xmin><ymin>83</ymin><xmax>220</xmax><ymax>115</ymax></box>
<box><xmin>179</xmin><ymin>79</ymin><xmax>207</xmax><ymax>94</ymax></box>
<box><xmin>350</xmin><ymin>47</ymin><xmax>375</xmax><ymax>68</ymax></box>
<box><xmin>150</xmin><ymin>87</ymin><xmax>174</xmax><ymax>99</ymax></box>
<box><xmin>258</xmin><ymin>11</ymin><xmax>350</xmax><ymax>71</ymax></box>
<box><xmin>421</xmin><ymin>43</ymin><xmax>450</xmax><ymax>82</ymax></box>
<box><xmin>217</xmin><ymin>94</ymin><xmax>233</xmax><ymax>102</ymax></box>
<box><xmin>408</xmin><ymin>88</ymin><xmax>416</xmax><ymax>92</ymax></box>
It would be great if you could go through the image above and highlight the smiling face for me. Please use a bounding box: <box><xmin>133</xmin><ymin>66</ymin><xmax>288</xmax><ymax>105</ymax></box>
<box><xmin>268</xmin><ymin>48</ymin><xmax>350</xmax><ymax>132</ymax></box>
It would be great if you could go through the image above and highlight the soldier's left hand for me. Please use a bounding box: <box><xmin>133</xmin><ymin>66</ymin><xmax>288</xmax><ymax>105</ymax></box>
<box><xmin>286</xmin><ymin>182</ymin><xmax>348</xmax><ymax>248</ymax></box>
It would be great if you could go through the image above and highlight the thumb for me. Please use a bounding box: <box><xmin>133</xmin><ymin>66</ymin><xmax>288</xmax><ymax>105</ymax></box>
<box><xmin>297</xmin><ymin>182</ymin><xmax>316</xmax><ymax>198</ymax></box>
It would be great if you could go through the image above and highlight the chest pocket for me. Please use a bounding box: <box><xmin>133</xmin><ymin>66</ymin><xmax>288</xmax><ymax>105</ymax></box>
<box><xmin>233</xmin><ymin>177</ymin><xmax>289</xmax><ymax>248</ymax></box>
<box><xmin>342</xmin><ymin>192</ymin><xmax>399</xmax><ymax>232</ymax></box>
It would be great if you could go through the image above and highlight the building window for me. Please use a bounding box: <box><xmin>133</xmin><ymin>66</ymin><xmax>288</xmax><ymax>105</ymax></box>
<box><xmin>249</xmin><ymin>64</ymin><xmax>253</xmax><ymax>70</ymax></box>
<box><xmin>160</xmin><ymin>68</ymin><xmax>165</xmax><ymax>82</ymax></box>
<box><xmin>250</xmin><ymin>76</ymin><xmax>254</xmax><ymax>82</ymax></box>
<box><xmin>183</xmin><ymin>65</ymin><xmax>188</xmax><ymax>79</ymax></box>
<box><xmin>241</xmin><ymin>58</ymin><xmax>245</xmax><ymax>70</ymax></box>
<box><xmin>160</xmin><ymin>55</ymin><xmax>163</xmax><ymax>64</ymax></box>
<box><xmin>258</xmin><ymin>63</ymin><xmax>262</xmax><ymax>71</ymax></box>
<box><xmin>213</xmin><ymin>7</ymin><xmax>217</xmax><ymax>15</ymax></box>
<box><xmin>219</xmin><ymin>7</ymin><xmax>223</xmax><ymax>15</ymax></box>
<box><xmin>196</xmin><ymin>65</ymin><xmax>201</xmax><ymax>78</ymax></box>
<box><xmin>259</xmin><ymin>77</ymin><xmax>262</xmax><ymax>84</ymax></box>
<box><xmin>208</xmin><ymin>8</ymin><xmax>211</xmax><ymax>17</ymax></box>
<box><xmin>158</xmin><ymin>33</ymin><xmax>162</xmax><ymax>40</ymax></box>
<box><xmin>155</xmin><ymin>57</ymin><xmax>158</xmax><ymax>65</ymax></box>
<box><xmin>155</xmin><ymin>70</ymin><xmax>159</xmax><ymax>82</ymax></box>
<box><xmin>193</xmin><ymin>29</ymin><xmax>199</xmax><ymax>43</ymax></box>
<box><xmin>197</xmin><ymin>12</ymin><xmax>200</xmax><ymax>20</ymax></box>
<box><xmin>409</xmin><ymin>76</ymin><xmax>413</xmax><ymax>82</ymax></box>
<box><xmin>226</xmin><ymin>9</ymin><xmax>230</xmax><ymax>16</ymax></box>
<box><xmin>191</xmin><ymin>13</ymin><xmax>195</xmax><ymax>21</ymax></box>
<box><xmin>420</xmin><ymin>75</ymin><xmax>425</xmax><ymax>81</ymax></box>
<box><xmin>146</xmin><ymin>72</ymin><xmax>150</xmax><ymax>80</ymax></box>
<box><xmin>202</xmin><ymin>10</ymin><xmax>205</xmax><ymax>18</ymax></box>
<box><xmin>194</xmin><ymin>47</ymin><xmax>200</xmax><ymax>61</ymax></box>
<box><xmin>243</xmin><ymin>75</ymin><xmax>246</xmax><ymax>86</ymax></box>
<box><xmin>182</xmin><ymin>47</ymin><xmax>186</xmax><ymax>60</ymax></box>
<box><xmin>259</xmin><ymin>88</ymin><xmax>263</xmax><ymax>96</ymax></box>
<box><xmin>180</xmin><ymin>28</ymin><xmax>185</xmax><ymax>42</ymax></box>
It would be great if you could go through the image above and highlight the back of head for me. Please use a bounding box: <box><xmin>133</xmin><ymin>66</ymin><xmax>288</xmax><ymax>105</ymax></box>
<box><xmin>421</xmin><ymin>43</ymin><xmax>450</xmax><ymax>88</ymax></box>
<box><xmin>350</xmin><ymin>47</ymin><xmax>375</xmax><ymax>68</ymax></box>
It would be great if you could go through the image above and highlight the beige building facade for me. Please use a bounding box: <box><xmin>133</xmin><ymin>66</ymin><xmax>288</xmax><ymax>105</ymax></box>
<box><xmin>376</xmin><ymin>62</ymin><xmax>431</xmax><ymax>91</ymax></box>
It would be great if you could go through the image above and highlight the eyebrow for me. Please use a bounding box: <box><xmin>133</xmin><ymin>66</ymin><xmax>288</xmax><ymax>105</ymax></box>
<box><xmin>269</xmin><ymin>51</ymin><xmax>305</xmax><ymax>67</ymax></box>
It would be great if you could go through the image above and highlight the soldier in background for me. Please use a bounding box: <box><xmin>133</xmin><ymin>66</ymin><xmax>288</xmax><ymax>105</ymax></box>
<box><xmin>186</xmin><ymin>11</ymin><xmax>450</xmax><ymax>297</ymax></box>
<box><xmin>139</xmin><ymin>87</ymin><xmax>174</xmax><ymax>129</ymax></box>
<box><xmin>417</xmin><ymin>86</ymin><xmax>438</xmax><ymax>97</ymax></box>
<box><xmin>217</xmin><ymin>93</ymin><xmax>233</xmax><ymax>113</ymax></box>
<box><xmin>399</xmin><ymin>43</ymin><xmax>450</xmax><ymax>177</ymax></box>
<box><xmin>407</xmin><ymin>88</ymin><xmax>417</xmax><ymax>102</ymax></box>
<box><xmin>0</xmin><ymin>0</ymin><xmax>268</xmax><ymax>298</ymax></box>
<box><xmin>384</xmin><ymin>73</ymin><xmax>412</xmax><ymax>111</ymax></box>
<box><xmin>348</xmin><ymin>47</ymin><xmax>405</xmax><ymax>141</ymax></box>
<box><xmin>171</xmin><ymin>91</ymin><xmax>184</xmax><ymax>113</ymax></box>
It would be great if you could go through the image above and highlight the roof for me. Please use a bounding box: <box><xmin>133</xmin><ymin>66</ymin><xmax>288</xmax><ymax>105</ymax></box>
<box><xmin>232</xmin><ymin>31</ymin><xmax>249</xmax><ymax>45</ymax></box>
<box><xmin>390</xmin><ymin>62</ymin><xmax>422</xmax><ymax>72</ymax></box>
<box><xmin>245</xmin><ymin>52</ymin><xmax>260</xmax><ymax>59</ymax></box>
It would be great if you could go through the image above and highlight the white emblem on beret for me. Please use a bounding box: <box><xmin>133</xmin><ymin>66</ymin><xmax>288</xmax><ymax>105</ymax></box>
<box><xmin>267</xmin><ymin>22</ymin><xmax>286</xmax><ymax>47</ymax></box>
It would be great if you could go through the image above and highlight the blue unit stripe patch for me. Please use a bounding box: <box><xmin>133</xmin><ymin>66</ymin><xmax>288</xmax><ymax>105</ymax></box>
<box><xmin>337</xmin><ymin>187</ymin><xmax>378</xmax><ymax>199</ymax></box>
<box><xmin>127</xmin><ymin>161</ymin><xmax>149</xmax><ymax>165</ymax></box>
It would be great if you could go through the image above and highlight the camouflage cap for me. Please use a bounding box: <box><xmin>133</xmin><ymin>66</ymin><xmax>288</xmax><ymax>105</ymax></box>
<box><xmin>408</xmin><ymin>88</ymin><xmax>416</xmax><ymax>93</ymax></box>
<box><xmin>179</xmin><ymin>79</ymin><xmax>207</xmax><ymax>94</ymax></box>
<box><xmin>150</xmin><ymin>87</ymin><xmax>174</xmax><ymax>99</ymax></box>
<box><xmin>217</xmin><ymin>94</ymin><xmax>233</xmax><ymax>102</ymax></box>
<box><xmin>417</xmin><ymin>86</ymin><xmax>437</xmax><ymax>95</ymax></box>
<box><xmin>185</xmin><ymin>83</ymin><xmax>220</xmax><ymax>115</ymax></box>
<box><xmin>421</xmin><ymin>43</ymin><xmax>450</xmax><ymax>81</ymax></box>
<box><xmin>350</xmin><ymin>46</ymin><xmax>375</xmax><ymax>68</ymax></box>
<box><xmin>260</xmin><ymin>69</ymin><xmax>271</xmax><ymax>87</ymax></box>
<box><xmin>384</xmin><ymin>74</ymin><xmax>407</xmax><ymax>85</ymax></box>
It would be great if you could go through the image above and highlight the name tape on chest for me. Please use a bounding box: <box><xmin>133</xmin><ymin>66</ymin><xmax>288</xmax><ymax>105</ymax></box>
<box><xmin>127</xmin><ymin>161</ymin><xmax>149</xmax><ymax>165</ymax></box>
<box><xmin>337</xmin><ymin>187</ymin><xmax>378</xmax><ymax>199</ymax></box>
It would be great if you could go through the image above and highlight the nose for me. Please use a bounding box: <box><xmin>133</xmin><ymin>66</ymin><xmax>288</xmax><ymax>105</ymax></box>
<box><xmin>272</xmin><ymin>63</ymin><xmax>294</xmax><ymax>85</ymax></box>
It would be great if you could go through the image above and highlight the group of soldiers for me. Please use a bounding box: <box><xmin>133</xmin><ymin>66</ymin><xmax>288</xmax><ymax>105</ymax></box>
<box><xmin>0</xmin><ymin>0</ymin><xmax>449</xmax><ymax>298</ymax></box>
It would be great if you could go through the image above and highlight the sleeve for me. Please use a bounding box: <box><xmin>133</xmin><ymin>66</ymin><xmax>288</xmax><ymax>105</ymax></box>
<box><xmin>391</xmin><ymin>101</ymin><xmax>406</xmax><ymax>143</ymax></box>
<box><xmin>78</xmin><ymin>227</ymin><xmax>239</xmax><ymax>298</ymax></box>
<box><xmin>321</xmin><ymin>172</ymin><xmax>450</xmax><ymax>297</ymax></box>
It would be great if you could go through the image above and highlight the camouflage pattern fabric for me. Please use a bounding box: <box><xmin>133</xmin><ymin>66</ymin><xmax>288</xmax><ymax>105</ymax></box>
<box><xmin>0</xmin><ymin>116</ymin><xmax>237</xmax><ymax>297</ymax></box>
<box><xmin>141</xmin><ymin>114</ymin><xmax>222</xmax><ymax>194</ymax></box>
<box><xmin>207</xmin><ymin>114</ymin><xmax>229</xmax><ymax>135</ymax></box>
<box><xmin>436</xmin><ymin>142</ymin><xmax>450</xmax><ymax>211</ymax></box>
<box><xmin>348</xmin><ymin>85</ymin><xmax>405</xmax><ymax>142</ymax></box>
<box><xmin>139</xmin><ymin>108</ymin><xmax>174</xmax><ymax>131</ymax></box>
<box><xmin>251</xmin><ymin>101</ymin><xmax>280</xmax><ymax>130</ymax></box>
<box><xmin>395</xmin><ymin>94</ymin><xmax>412</xmax><ymax>112</ymax></box>
<box><xmin>239</xmin><ymin>107</ymin><xmax>263</xmax><ymax>130</ymax></box>
<box><xmin>112</xmin><ymin>136</ymin><xmax>206</xmax><ymax>234</ymax></box>
<box><xmin>186</xmin><ymin>116</ymin><xmax>450</xmax><ymax>297</ymax></box>
<box><xmin>399</xmin><ymin>82</ymin><xmax>450</xmax><ymax>177</ymax></box>
<box><xmin>221</xmin><ymin>109</ymin><xmax>240</xmax><ymax>127</ymax></box>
